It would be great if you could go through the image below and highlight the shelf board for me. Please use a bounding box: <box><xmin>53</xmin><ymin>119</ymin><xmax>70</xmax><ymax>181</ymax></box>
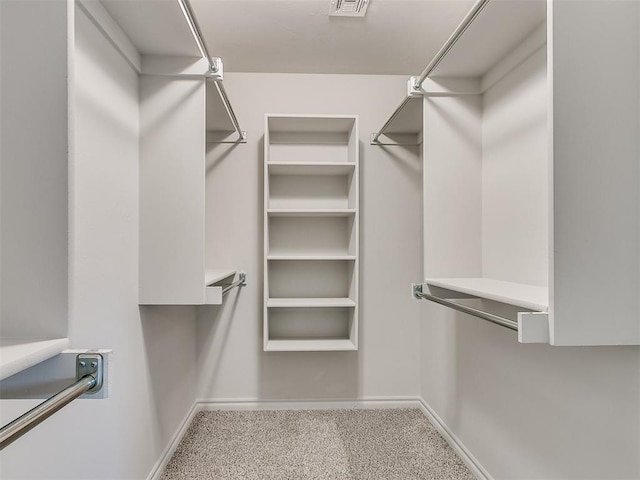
<box><xmin>0</xmin><ymin>338</ymin><xmax>71</xmax><ymax>381</ymax></box>
<box><xmin>267</xmin><ymin>209</ymin><xmax>356</xmax><ymax>217</ymax></box>
<box><xmin>205</xmin><ymin>269</ymin><xmax>237</xmax><ymax>286</ymax></box>
<box><xmin>425</xmin><ymin>278</ymin><xmax>548</xmax><ymax>312</ymax></box>
<box><xmin>265</xmin><ymin>339</ymin><xmax>357</xmax><ymax>352</ymax></box>
<box><xmin>267</xmin><ymin>298</ymin><xmax>356</xmax><ymax>308</ymax></box>
<box><xmin>268</xmin><ymin>162</ymin><xmax>355</xmax><ymax>176</ymax></box>
<box><xmin>267</xmin><ymin>255</ymin><xmax>356</xmax><ymax>261</ymax></box>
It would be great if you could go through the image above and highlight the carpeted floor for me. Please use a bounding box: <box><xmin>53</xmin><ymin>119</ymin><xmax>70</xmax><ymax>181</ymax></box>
<box><xmin>160</xmin><ymin>408</ymin><xmax>476</xmax><ymax>480</ymax></box>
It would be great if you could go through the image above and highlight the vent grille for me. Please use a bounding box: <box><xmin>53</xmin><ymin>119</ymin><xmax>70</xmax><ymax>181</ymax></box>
<box><xmin>329</xmin><ymin>0</ymin><xmax>369</xmax><ymax>17</ymax></box>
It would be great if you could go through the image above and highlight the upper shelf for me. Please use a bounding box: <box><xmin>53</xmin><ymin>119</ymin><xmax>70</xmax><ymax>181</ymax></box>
<box><xmin>268</xmin><ymin>162</ymin><xmax>355</xmax><ymax>175</ymax></box>
<box><xmin>430</xmin><ymin>0</ymin><xmax>546</xmax><ymax>78</ymax></box>
<box><xmin>0</xmin><ymin>338</ymin><xmax>70</xmax><ymax>381</ymax></box>
<box><xmin>425</xmin><ymin>277</ymin><xmax>548</xmax><ymax>312</ymax></box>
<box><xmin>267</xmin><ymin>115</ymin><xmax>356</xmax><ymax>134</ymax></box>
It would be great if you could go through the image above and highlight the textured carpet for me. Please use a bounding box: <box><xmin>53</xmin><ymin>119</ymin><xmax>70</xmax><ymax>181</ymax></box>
<box><xmin>160</xmin><ymin>408</ymin><xmax>476</xmax><ymax>480</ymax></box>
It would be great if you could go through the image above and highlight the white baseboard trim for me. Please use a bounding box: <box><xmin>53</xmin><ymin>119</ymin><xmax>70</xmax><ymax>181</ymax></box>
<box><xmin>417</xmin><ymin>398</ymin><xmax>493</xmax><ymax>480</ymax></box>
<box><xmin>196</xmin><ymin>396</ymin><xmax>422</xmax><ymax>411</ymax></box>
<box><xmin>146</xmin><ymin>402</ymin><xmax>201</xmax><ymax>480</ymax></box>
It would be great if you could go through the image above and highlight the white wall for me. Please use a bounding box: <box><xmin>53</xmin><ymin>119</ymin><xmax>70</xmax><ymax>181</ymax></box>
<box><xmin>0</xmin><ymin>0</ymin><xmax>68</xmax><ymax>340</ymax></box>
<box><xmin>420</xmin><ymin>29</ymin><xmax>640</xmax><ymax>480</ymax></box>
<box><xmin>198</xmin><ymin>73</ymin><xmax>423</xmax><ymax>402</ymax></box>
<box><xmin>0</xmin><ymin>4</ymin><xmax>197</xmax><ymax>479</ymax></box>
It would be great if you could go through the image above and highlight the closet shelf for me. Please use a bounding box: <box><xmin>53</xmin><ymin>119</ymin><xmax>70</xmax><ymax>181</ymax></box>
<box><xmin>267</xmin><ymin>298</ymin><xmax>356</xmax><ymax>308</ymax></box>
<box><xmin>267</xmin><ymin>209</ymin><xmax>356</xmax><ymax>217</ymax></box>
<box><xmin>265</xmin><ymin>339</ymin><xmax>357</xmax><ymax>352</ymax></box>
<box><xmin>267</xmin><ymin>254</ymin><xmax>356</xmax><ymax>261</ymax></box>
<box><xmin>268</xmin><ymin>162</ymin><xmax>355</xmax><ymax>176</ymax></box>
<box><xmin>0</xmin><ymin>338</ymin><xmax>70</xmax><ymax>381</ymax></box>
<box><xmin>425</xmin><ymin>278</ymin><xmax>548</xmax><ymax>312</ymax></box>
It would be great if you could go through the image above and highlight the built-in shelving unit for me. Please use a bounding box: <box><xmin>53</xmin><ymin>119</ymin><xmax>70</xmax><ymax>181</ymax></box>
<box><xmin>139</xmin><ymin>78</ymin><xmax>243</xmax><ymax>305</ymax></box>
<box><xmin>264</xmin><ymin>114</ymin><xmax>359</xmax><ymax>351</ymax></box>
<box><xmin>414</xmin><ymin>0</ymin><xmax>640</xmax><ymax>346</ymax></box>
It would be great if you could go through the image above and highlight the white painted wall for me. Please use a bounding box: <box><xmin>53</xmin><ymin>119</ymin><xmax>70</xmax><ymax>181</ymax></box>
<box><xmin>0</xmin><ymin>0</ymin><xmax>68</xmax><ymax>340</ymax></box>
<box><xmin>420</xmin><ymin>26</ymin><xmax>640</xmax><ymax>479</ymax></box>
<box><xmin>198</xmin><ymin>73</ymin><xmax>422</xmax><ymax>402</ymax></box>
<box><xmin>0</xmin><ymin>4</ymin><xmax>197</xmax><ymax>479</ymax></box>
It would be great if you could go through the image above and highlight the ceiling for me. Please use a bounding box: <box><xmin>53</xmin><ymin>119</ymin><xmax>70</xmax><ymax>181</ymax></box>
<box><xmin>101</xmin><ymin>0</ymin><xmax>475</xmax><ymax>75</ymax></box>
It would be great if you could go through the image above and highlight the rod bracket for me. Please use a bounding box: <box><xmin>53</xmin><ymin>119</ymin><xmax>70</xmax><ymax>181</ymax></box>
<box><xmin>238</xmin><ymin>271</ymin><xmax>247</xmax><ymax>286</ymax></box>
<box><xmin>205</xmin><ymin>58</ymin><xmax>224</xmax><ymax>81</ymax></box>
<box><xmin>76</xmin><ymin>354</ymin><xmax>103</xmax><ymax>394</ymax></box>
<box><xmin>407</xmin><ymin>77</ymin><xmax>423</xmax><ymax>97</ymax></box>
<box><xmin>412</xmin><ymin>283</ymin><xmax>425</xmax><ymax>299</ymax></box>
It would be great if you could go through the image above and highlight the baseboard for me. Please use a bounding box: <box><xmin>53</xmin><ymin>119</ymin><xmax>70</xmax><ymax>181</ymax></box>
<box><xmin>196</xmin><ymin>396</ymin><xmax>422</xmax><ymax>411</ymax></box>
<box><xmin>146</xmin><ymin>402</ymin><xmax>201</xmax><ymax>480</ymax></box>
<box><xmin>417</xmin><ymin>398</ymin><xmax>494</xmax><ymax>480</ymax></box>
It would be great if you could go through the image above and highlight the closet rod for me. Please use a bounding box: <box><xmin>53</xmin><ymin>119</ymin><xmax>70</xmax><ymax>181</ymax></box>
<box><xmin>372</xmin><ymin>0</ymin><xmax>489</xmax><ymax>143</ymax></box>
<box><xmin>0</xmin><ymin>354</ymin><xmax>103</xmax><ymax>451</ymax></box>
<box><xmin>222</xmin><ymin>272</ymin><xmax>247</xmax><ymax>296</ymax></box>
<box><xmin>212</xmin><ymin>80</ymin><xmax>247</xmax><ymax>143</ymax></box>
<box><xmin>371</xmin><ymin>96</ymin><xmax>412</xmax><ymax>144</ymax></box>
<box><xmin>413</xmin><ymin>0</ymin><xmax>490</xmax><ymax>89</ymax></box>
<box><xmin>412</xmin><ymin>284</ymin><xmax>518</xmax><ymax>331</ymax></box>
<box><xmin>177</xmin><ymin>0</ymin><xmax>218</xmax><ymax>73</ymax></box>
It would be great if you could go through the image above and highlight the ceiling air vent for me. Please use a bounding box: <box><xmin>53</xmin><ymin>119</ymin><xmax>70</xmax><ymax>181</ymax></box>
<box><xmin>329</xmin><ymin>0</ymin><xmax>370</xmax><ymax>17</ymax></box>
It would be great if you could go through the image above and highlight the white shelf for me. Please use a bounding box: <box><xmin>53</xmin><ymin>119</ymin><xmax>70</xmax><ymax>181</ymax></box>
<box><xmin>425</xmin><ymin>278</ymin><xmax>548</xmax><ymax>312</ymax></box>
<box><xmin>267</xmin><ymin>254</ymin><xmax>356</xmax><ymax>261</ymax></box>
<box><xmin>268</xmin><ymin>162</ymin><xmax>355</xmax><ymax>176</ymax></box>
<box><xmin>267</xmin><ymin>209</ymin><xmax>355</xmax><ymax>217</ymax></box>
<box><xmin>205</xmin><ymin>269</ymin><xmax>237</xmax><ymax>286</ymax></box>
<box><xmin>265</xmin><ymin>339</ymin><xmax>357</xmax><ymax>352</ymax></box>
<box><xmin>267</xmin><ymin>298</ymin><xmax>356</xmax><ymax>308</ymax></box>
<box><xmin>0</xmin><ymin>338</ymin><xmax>70</xmax><ymax>381</ymax></box>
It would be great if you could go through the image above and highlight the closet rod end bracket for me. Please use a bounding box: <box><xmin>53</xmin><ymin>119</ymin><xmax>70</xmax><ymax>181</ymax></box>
<box><xmin>412</xmin><ymin>283</ymin><xmax>425</xmax><ymax>299</ymax></box>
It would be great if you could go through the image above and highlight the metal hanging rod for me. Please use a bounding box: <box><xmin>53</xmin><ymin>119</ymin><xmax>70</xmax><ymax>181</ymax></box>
<box><xmin>177</xmin><ymin>0</ymin><xmax>218</xmax><ymax>73</ymax></box>
<box><xmin>222</xmin><ymin>272</ymin><xmax>247</xmax><ymax>296</ymax></box>
<box><xmin>412</xmin><ymin>283</ymin><xmax>518</xmax><ymax>331</ymax></box>
<box><xmin>0</xmin><ymin>354</ymin><xmax>104</xmax><ymax>451</ymax></box>
<box><xmin>177</xmin><ymin>0</ymin><xmax>247</xmax><ymax>143</ymax></box>
<box><xmin>371</xmin><ymin>96</ymin><xmax>413</xmax><ymax>144</ymax></box>
<box><xmin>212</xmin><ymin>80</ymin><xmax>247</xmax><ymax>143</ymax></box>
<box><xmin>414</xmin><ymin>0</ymin><xmax>491</xmax><ymax>89</ymax></box>
<box><xmin>372</xmin><ymin>0</ymin><xmax>490</xmax><ymax>144</ymax></box>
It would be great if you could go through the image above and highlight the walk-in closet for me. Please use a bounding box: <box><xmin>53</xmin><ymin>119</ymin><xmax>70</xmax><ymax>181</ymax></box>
<box><xmin>1</xmin><ymin>0</ymin><xmax>639</xmax><ymax>479</ymax></box>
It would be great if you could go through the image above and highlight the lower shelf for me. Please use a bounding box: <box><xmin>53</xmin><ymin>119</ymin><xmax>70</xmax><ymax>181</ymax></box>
<box><xmin>265</xmin><ymin>339</ymin><xmax>357</xmax><ymax>352</ymax></box>
<box><xmin>0</xmin><ymin>338</ymin><xmax>70</xmax><ymax>381</ymax></box>
<box><xmin>425</xmin><ymin>277</ymin><xmax>548</xmax><ymax>312</ymax></box>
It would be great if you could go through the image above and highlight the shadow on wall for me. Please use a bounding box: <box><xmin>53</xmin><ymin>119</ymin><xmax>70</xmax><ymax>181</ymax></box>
<box><xmin>140</xmin><ymin>306</ymin><xmax>197</xmax><ymax>446</ymax></box>
<box><xmin>196</xmin><ymin>293</ymin><xmax>242</xmax><ymax>398</ymax></box>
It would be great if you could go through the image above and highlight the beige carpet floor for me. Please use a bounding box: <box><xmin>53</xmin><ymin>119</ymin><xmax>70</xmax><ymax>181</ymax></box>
<box><xmin>160</xmin><ymin>408</ymin><xmax>476</xmax><ymax>480</ymax></box>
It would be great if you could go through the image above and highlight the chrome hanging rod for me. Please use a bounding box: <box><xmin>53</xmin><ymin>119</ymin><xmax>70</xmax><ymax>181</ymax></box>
<box><xmin>372</xmin><ymin>0</ymin><xmax>490</xmax><ymax>144</ymax></box>
<box><xmin>412</xmin><ymin>284</ymin><xmax>518</xmax><ymax>331</ymax></box>
<box><xmin>177</xmin><ymin>0</ymin><xmax>218</xmax><ymax>73</ymax></box>
<box><xmin>222</xmin><ymin>272</ymin><xmax>247</xmax><ymax>296</ymax></box>
<box><xmin>213</xmin><ymin>81</ymin><xmax>247</xmax><ymax>143</ymax></box>
<box><xmin>413</xmin><ymin>0</ymin><xmax>491</xmax><ymax>89</ymax></box>
<box><xmin>371</xmin><ymin>96</ymin><xmax>413</xmax><ymax>144</ymax></box>
<box><xmin>0</xmin><ymin>354</ymin><xmax>103</xmax><ymax>451</ymax></box>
